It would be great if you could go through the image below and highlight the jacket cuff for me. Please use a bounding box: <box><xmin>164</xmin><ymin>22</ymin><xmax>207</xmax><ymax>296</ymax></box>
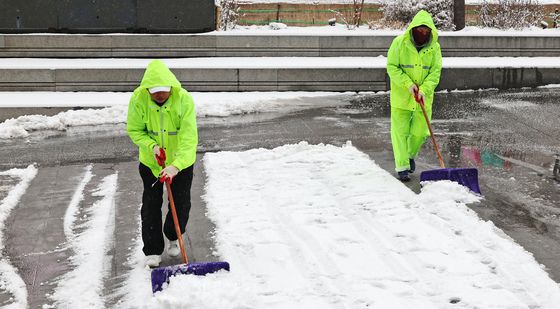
<box><xmin>171</xmin><ymin>160</ymin><xmax>185</xmax><ymax>171</ymax></box>
<box><xmin>418</xmin><ymin>85</ymin><xmax>431</xmax><ymax>97</ymax></box>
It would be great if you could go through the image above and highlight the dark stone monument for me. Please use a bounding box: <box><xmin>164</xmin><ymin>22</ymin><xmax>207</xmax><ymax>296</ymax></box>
<box><xmin>0</xmin><ymin>0</ymin><xmax>215</xmax><ymax>33</ymax></box>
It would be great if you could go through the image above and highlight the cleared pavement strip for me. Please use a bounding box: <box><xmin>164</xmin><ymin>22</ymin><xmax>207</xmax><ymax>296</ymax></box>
<box><xmin>2</xmin><ymin>160</ymin><xmax>216</xmax><ymax>307</ymax></box>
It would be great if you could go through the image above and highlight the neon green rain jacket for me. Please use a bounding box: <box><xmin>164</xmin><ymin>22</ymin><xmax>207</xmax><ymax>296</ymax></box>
<box><xmin>387</xmin><ymin>10</ymin><xmax>442</xmax><ymax>112</ymax></box>
<box><xmin>127</xmin><ymin>60</ymin><xmax>198</xmax><ymax>178</ymax></box>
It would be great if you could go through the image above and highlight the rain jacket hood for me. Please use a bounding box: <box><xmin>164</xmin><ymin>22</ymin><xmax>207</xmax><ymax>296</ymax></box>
<box><xmin>127</xmin><ymin>60</ymin><xmax>198</xmax><ymax>178</ymax></box>
<box><xmin>405</xmin><ymin>10</ymin><xmax>439</xmax><ymax>47</ymax></box>
<box><xmin>139</xmin><ymin>59</ymin><xmax>182</xmax><ymax>91</ymax></box>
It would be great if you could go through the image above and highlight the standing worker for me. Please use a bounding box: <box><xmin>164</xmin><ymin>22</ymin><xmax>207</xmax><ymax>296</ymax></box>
<box><xmin>386</xmin><ymin>10</ymin><xmax>442</xmax><ymax>182</ymax></box>
<box><xmin>127</xmin><ymin>60</ymin><xmax>198</xmax><ymax>267</ymax></box>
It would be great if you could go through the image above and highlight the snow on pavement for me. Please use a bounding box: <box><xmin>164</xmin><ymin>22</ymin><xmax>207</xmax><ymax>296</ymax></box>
<box><xmin>0</xmin><ymin>91</ymin><xmax>354</xmax><ymax>139</ymax></box>
<box><xmin>47</xmin><ymin>172</ymin><xmax>118</xmax><ymax>309</ymax></box>
<box><xmin>118</xmin><ymin>142</ymin><xmax>560</xmax><ymax>308</ymax></box>
<box><xmin>63</xmin><ymin>165</ymin><xmax>94</xmax><ymax>242</ymax></box>
<box><xmin>0</xmin><ymin>165</ymin><xmax>38</xmax><ymax>309</ymax></box>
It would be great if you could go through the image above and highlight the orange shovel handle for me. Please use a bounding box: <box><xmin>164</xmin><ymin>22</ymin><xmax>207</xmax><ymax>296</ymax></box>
<box><xmin>415</xmin><ymin>91</ymin><xmax>446</xmax><ymax>169</ymax></box>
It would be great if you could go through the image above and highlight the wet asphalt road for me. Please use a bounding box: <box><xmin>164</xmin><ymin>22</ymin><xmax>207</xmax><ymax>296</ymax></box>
<box><xmin>0</xmin><ymin>88</ymin><xmax>559</xmax><ymax>307</ymax></box>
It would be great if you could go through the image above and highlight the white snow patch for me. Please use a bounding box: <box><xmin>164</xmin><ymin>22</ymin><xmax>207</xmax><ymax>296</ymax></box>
<box><xmin>0</xmin><ymin>91</ymin><xmax>130</xmax><ymax>108</ymax></box>
<box><xmin>113</xmin><ymin>215</ymin><xmax>153</xmax><ymax>309</ymax></box>
<box><xmin>49</xmin><ymin>173</ymin><xmax>118</xmax><ymax>309</ymax></box>
<box><xmin>1</xmin><ymin>57</ymin><xmax>560</xmax><ymax>70</ymax></box>
<box><xmin>195</xmin><ymin>91</ymin><xmax>353</xmax><ymax>117</ymax></box>
<box><xmin>142</xmin><ymin>142</ymin><xmax>560</xmax><ymax>308</ymax></box>
<box><xmin>63</xmin><ymin>165</ymin><xmax>94</xmax><ymax>241</ymax></box>
<box><xmin>0</xmin><ymin>92</ymin><xmax>353</xmax><ymax>139</ymax></box>
<box><xmin>0</xmin><ymin>165</ymin><xmax>38</xmax><ymax>309</ymax></box>
<box><xmin>269</xmin><ymin>22</ymin><xmax>288</xmax><ymax>30</ymax></box>
<box><xmin>207</xmin><ymin>23</ymin><xmax>560</xmax><ymax>36</ymax></box>
<box><xmin>481</xmin><ymin>98</ymin><xmax>538</xmax><ymax>110</ymax></box>
<box><xmin>538</xmin><ymin>84</ymin><xmax>560</xmax><ymax>89</ymax></box>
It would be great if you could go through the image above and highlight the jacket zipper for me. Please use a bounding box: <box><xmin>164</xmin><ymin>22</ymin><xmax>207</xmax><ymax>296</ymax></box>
<box><xmin>159</xmin><ymin>107</ymin><xmax>165</xmax><ymax>152</ymax></box>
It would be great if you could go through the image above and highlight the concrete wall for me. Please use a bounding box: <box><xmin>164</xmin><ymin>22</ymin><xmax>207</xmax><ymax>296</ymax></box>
<box><xmin>0</xmin><ymin>34</ymin><xmax>558</xmax><ymax>57</ymax></box>
<box><xmin>0</xmin><ymin>67</ymin><xmax>557</xmax><ymax>92</ymax></box>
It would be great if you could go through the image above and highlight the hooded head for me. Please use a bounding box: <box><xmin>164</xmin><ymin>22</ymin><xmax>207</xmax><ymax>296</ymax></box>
<box><xmin>139</xmin><ymin>60</ymin><xmax>182</xmax><ymax>105</ymax></box>
<box><xmin>406</xmin><ymin>10</ymin><xmax>438</xmax><ymax>48</ymax></box>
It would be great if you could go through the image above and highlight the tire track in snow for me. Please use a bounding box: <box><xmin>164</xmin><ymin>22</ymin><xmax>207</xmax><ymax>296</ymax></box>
<box><xmin>0</xmin><ymin>165</ymin><xmax>38</xmax><ymax>309</ymax></box>
<box><xmin>48</xmin><ymin>171</ymin><xmax>117</xmax><ymax>308</ymax></box>
<box><xmin>63</xmin><ymin>164</ymin><xmax>93</xmax><ymax>242</ymax></box>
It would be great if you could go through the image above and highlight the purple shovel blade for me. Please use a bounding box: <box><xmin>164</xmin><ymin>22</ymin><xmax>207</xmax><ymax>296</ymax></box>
<box><xmin>151</xmin><ymin>261</ymin><xmax>230</xmax><ymax>293</ymax></box>
<box><xmin>420</xmin><ymin>168</ymin><xmax>481</xmax><ymax>195</ymax></box>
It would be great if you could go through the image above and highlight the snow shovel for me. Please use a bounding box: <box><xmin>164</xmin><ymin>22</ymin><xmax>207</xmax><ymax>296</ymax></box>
<box><xmin>151</xmin><ymin>156</ymin><xmax>230</xmax><ymax>293</ymax></box>
<box><xmin>415</xmin><ymin>91</ymin><xmax>481</xmax><ymax>195</ymax></box>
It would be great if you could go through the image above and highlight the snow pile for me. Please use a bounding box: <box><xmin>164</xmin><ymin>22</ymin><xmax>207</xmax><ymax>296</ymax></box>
<box><xmin>0</xmin><ymin>92</ymin><xmax>352</xmax><ymax>139</ymax></box>
<box><xmin>0</xmin><ymin>106</ymin><xmax>127</xmax><ymax>138</ymax></box>
<box><xmin>0</xmin><ymin>91</ymin><xmax>130</xmax><ymax>108</ymax></box>
<box><xmin>118</xmin><ymin>142</ymin><xmax>560</xmax><ymax>308</ymax></box>
<box><xmin>49</xmin><ymin>173</ymin><xmax>118</xmax><ymax>308</ymax></box>
<box><xmin>269</xmin><ymin>22</ymin><xmax>288</xmax><ymax>30</ymax></box>
<box><xmin>195</xmin><ymin>91</ymin><xmax>352</xmax><ymax>117</ymax></box>
<box><xmin>0</xmin><ymin>165</ymin><xmax>38</xmax><ymax>309</ymax></box>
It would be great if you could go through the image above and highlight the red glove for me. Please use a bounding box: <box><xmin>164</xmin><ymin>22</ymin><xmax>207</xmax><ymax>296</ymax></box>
<box><xmin>153</xmin><ymin>146</ymin><xmax>166</xmax><ymax>167</ymax></box>
<box><xmin>413</xmin><ymin>88</ymin><xmax>425</xmax><ymax>106</ymax></box>
<box><xmin>159</xmin><ymin>165</ymin><xmax>179</xmax><ymax>184</ymax></box>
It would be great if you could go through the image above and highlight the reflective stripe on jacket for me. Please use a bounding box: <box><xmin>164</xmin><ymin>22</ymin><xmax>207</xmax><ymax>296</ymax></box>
<box><xmin>127</xmin><ymin>60</ymin><xmax>198</xmax><ymax>178</ymax></box>
<box><xmin>386</xmin><ymin>10</ymin><xmax>443</xmax><ymax>112</ymax></box>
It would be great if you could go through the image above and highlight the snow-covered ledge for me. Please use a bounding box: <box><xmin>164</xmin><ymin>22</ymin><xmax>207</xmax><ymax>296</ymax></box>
<box><xmin>0</xmin><ymin>27</ymin><xmax>559</xmax><ymax>58</ymax></box>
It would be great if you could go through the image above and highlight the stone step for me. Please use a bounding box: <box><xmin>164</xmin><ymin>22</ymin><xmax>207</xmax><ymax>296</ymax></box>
<box><xmin>0</xmin><ymin>57</ymin><xmax>558</xmax><ymax>92</ymax></box>
<box><xmin>1</xmin><ymin>34</ymin><xmax>559</xmax><ymax>58</ymax></box>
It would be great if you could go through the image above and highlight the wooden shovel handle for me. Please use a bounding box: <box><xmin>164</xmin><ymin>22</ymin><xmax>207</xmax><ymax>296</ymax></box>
<box><xmin>162</xmin><ymin>165</ymin><xmax>189</xmax><ymax>264</ymax></box>
<box><xmin>416</xmin><ymin>92</ymin><xmax>446</xmax><ymax>169</ymax></box>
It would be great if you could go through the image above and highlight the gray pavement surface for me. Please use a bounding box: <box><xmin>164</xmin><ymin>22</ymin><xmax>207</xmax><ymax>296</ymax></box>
<box><xmin>0</xmin><ymin>88</ymin><xmax>559</xmax><ymax>307</ymax></box>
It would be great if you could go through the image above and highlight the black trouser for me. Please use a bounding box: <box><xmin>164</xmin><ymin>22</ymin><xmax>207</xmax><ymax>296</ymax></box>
<box><xmin>139</xmin><ymin>163</ymin><xmax>193</xmax><ymax>256</ymax></box>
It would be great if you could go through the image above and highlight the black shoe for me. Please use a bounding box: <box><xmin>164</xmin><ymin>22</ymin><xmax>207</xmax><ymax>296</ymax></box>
<box><xmin>397</xmin><ymin>171</ymin><xmax>410</xmax><ymax>182</ymax></box>
<box><xmin>408</xmin><ymin>159</ymin><xmax>415</xmax><ymax>173</ymax></box>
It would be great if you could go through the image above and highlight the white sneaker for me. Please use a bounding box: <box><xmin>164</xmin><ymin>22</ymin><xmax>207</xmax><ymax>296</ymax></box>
<box><xmin>167</xmin><ymin>240</ymin><xmax>180</xmax><ymax>257</ymax></box>
<box><xmin>145</xmin><ymin>255</ymin><xmax>161</xmax><ymax>268</ymax></box>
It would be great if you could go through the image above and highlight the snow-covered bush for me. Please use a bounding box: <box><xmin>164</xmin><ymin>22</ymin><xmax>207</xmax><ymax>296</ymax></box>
<box><xmin>551</xmin><ymin>9</ymin><xmax>560</xmax><ymax>28</ymax></box>
<box><xmin>219</xmin><ymin>0</ymin><xmax>240</xmax><ymax>31</ymax></box>
<box><xmin>330</xmin><ymin>0</ymin><xmax>367</xmax><ymax>30</ymax></box>
<box><xmin>380</xmin><ymin>0</ymin><xmax>455</xmax><ymax>30</ymax></box>
<box><xmin>479</xmin><ymin>0</ymin><xmax>544</xmax><ymax>29</ymax></box>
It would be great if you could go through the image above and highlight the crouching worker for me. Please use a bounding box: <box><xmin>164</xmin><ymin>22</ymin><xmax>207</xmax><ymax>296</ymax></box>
<box><xmin>127</xmin><ymin>60</ymin><xmax>198</xmax><ymax>267</ymax></box>
<box><xmin>386</xmin><ymin>10</ymin><xmax>442</xmax><ymax>182</ymax></box>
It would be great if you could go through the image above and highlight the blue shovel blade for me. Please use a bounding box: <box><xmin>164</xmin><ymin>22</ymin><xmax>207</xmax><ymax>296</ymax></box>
<box><xmin>420</xmin><ymin>168</ymin><xmax>481</xmax><ymax>195</ymax></box>
<box><xmin>151</xmin><ymin>261</ymin><xmax>230</xmax><ymax>293</ymax></box>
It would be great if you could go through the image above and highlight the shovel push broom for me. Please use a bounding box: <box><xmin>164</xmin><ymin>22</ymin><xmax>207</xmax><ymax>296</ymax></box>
<box><xmin>151</xmin><ymin>158</ymin><xmax>229</xmax><ymax>293</ymax></box>
<box><xmin>415</xmin><ymin>91</ymin><xmax>481</xmax><ymax>195</ymax></box>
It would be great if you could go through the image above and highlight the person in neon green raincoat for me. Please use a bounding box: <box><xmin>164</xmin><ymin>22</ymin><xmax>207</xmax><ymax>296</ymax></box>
<box><xmin>127</xmin><ymin>60</ymin><xmax>198</xmax><ymax>267</ymax></box>
<box><xmin>386</xmin><ymin>10</ymin><xmax>442</xmax><ymax>182</ymax></box>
